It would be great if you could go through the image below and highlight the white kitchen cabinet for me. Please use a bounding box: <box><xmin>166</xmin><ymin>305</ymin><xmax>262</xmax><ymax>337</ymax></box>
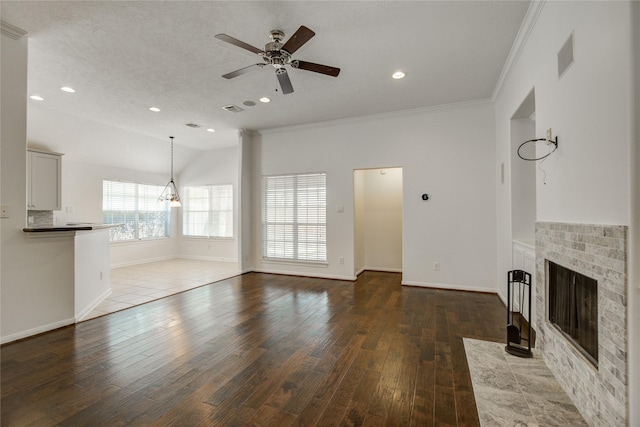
<box><xmin>27</xmin><ymin>149</ymin><xmax>62</xmax><ymax>211</ymax></box>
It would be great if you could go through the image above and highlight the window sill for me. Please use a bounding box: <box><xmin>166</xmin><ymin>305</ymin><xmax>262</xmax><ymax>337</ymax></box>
<box><xmin>261</xmin><ymin>258</ymin><xmax>329</xmax><ymax>268</ymax></box>
<box><xmin>109</xmin><ymin>237</ymin><xmax>171</xmax><ymax>245</ymax></box>
<box><xmin>182</xmin><ymin>236</ymin><xmax>235</xmax><ymax>241</ymax></box>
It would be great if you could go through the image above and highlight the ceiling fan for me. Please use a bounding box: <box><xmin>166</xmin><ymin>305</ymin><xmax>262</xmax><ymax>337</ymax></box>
<box><xmin>215</xmin><ymin>26</ymin><xmax>340</xmax><ymax>95</ymax></box>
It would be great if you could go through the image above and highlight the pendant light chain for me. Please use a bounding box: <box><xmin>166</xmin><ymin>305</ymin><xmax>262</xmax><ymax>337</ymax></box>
<box><xmin>170</xmin><ymin>136</ymin><xmax>175</xmax><ymax>181</ymax></box>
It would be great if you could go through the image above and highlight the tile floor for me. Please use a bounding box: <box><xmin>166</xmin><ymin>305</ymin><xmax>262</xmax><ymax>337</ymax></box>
<box><xmin>83</xmin><ymin>258</ymin><xmax>239</xmax><ymax>321</ymax></box>
<box><xmin>464</xmin><ymin>338</ymin><xmax>587</xmax><ymax>427</ymax></box>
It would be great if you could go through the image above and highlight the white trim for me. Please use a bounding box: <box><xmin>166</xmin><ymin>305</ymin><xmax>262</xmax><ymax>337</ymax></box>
<box><xmin>355</xmin><ymin>267</ymin><xmax>366</xmax><ymax>276</ymax></box>
<box><xmin>491</xmin><ymin>0</ymin><xmax>546</xmax><ymax>101</ymax></box>
<box><xmin>256</xmin><ymin>99</ymin><xmax>492</xmax><ymax>136</ymax></box>
<box><xmin>253</xmin><ymin>268</ymin><xmax>356</xmax><ymax>282</ymax></box>
<box><xmin>177</xmin><ymin>255</ymin><xmax>237</xmax><ymax>263</ymax></box>
<box><xmin>1</xmin><ymin>21</ymin><xmax>27</xmax><ymax>40</ymax></box>
<box><xmin>75</xmin><ymin>288</ymin><xmax>112</xmax><ymax>322</ymax></box>
<box><xmin>110</xmin><ymin>254</ymin><xmax>177</xmax><ymax>269</ymax></box>
<box><xmin>261</xmin><ymin>258</ymin><xmax>329</xmax><ymax>268</ymax></box>
<box><xmin>362</xmin><ymin>267</ymin><xmax>402</xmax><ymax>273</ymax></box>
<box><xmin>401</xmin><ymin>280</ymin><xmax>497</xmax><ymax>294</ymax></box>
<box><xmin>1</xmin><ymin>318</ymin><xmax>75</xmax><ymax>345</ymax></box>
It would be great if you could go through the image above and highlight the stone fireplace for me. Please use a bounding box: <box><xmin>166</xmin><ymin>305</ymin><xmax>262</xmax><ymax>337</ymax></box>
<box><xmin>536</xmin><ymin>222</ymin><xmax>627</xmax><ymax>426</ymax></box>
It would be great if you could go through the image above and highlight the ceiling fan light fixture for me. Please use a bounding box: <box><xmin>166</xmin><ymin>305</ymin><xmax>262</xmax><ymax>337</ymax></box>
<box><xmin>392</xmin><ymin>71</ymin><xmax>406</xmax><ymax>79</ymax></box>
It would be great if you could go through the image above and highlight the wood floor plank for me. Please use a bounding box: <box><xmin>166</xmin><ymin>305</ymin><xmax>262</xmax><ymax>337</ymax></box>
<box><xmin>0</xmin><ymin>271</ymin><xmax>506</xmax><ymax>426</ymax></box>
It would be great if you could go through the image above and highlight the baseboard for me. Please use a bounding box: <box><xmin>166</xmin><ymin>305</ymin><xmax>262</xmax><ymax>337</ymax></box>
<box><xmin>177</xmin><ymin>255</ymin><xmax>237</xmax><ymax>263</ymax></box>
<box><xmin>1</xmin><ymin>318</ymin><xmax>76</xmax><ymax>345</ymax></box>
<box><xmin>362</xmin><ymin>267</ymin><xmax>402</xmax><ymax>273</ymax></box>
<box><xmin>401</xmin><ymin>280</ymin><xmax>497</xmax><ymax>294</ymax></box>
<box><xmin>252</xmin><ymin>268</ymin><xmax>356</xmax><ymax>281</ymax></box>
<box><xmin>75</xmin><ymin>288</ymin><xmax>112</xmax><ymax>322</ymax></box>
<box><xmin>355</xmin><ymin>267</ymin><xmax>366</xmax><ymax>276</ymax></box>
<box><xmin>111</xmin><ymin>255</ymin><xmax>177</xmax><ymax>269</ymax></box>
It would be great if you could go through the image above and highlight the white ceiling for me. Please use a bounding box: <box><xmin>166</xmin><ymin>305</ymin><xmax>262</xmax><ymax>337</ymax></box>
<box><xmin>1</xmin><ymin>1</ymin><xmax>530</xmax><ymax>155</ymax></box>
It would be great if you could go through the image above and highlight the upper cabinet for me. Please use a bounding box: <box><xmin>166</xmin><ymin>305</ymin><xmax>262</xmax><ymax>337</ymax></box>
<box><xmin>27</xmin><ymin>149</ymin><xmax>63</xmax><ymax>211</ymax></box>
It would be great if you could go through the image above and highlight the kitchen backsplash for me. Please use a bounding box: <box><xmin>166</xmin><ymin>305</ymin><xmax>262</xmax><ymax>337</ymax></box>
<box><xmin>28</xmin><ymin>210</ymin><xmax>53</xmax><ymax>227</ymax></box>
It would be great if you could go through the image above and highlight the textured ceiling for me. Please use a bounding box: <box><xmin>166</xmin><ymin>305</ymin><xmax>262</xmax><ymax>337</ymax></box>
<box><xmin>2</xmin><ymin>1</ymin><xmax>530</xmax><ymax>153</ymax></box>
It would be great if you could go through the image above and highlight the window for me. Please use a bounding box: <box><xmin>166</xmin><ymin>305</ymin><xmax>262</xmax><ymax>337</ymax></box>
<box><xmin>183</xmin><ymin>184</ymin><xmax>233</xmax><ymax>238</ymax></box>
<box><xmin>262</xmin><ymin>173</ymin><xmax>326</xmax><ymax>262</ymax></box>
<box><xmin>102</xmin><ymin>180</ymin><xmax>170</xmax><ymax>241</ymax></box>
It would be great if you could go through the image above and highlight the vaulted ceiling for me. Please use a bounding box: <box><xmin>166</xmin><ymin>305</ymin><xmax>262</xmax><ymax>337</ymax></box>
<box><xmin>1</xmin><ymin>1</ymin><xmax>530</xmax><ymax>169</ymax></box>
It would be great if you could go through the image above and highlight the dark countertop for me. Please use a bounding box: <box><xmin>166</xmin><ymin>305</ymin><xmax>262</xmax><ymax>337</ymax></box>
<box><xmin>23</xmin><ymin>223</ymin><xmax>119</xmax><ymax>232</ymax></box>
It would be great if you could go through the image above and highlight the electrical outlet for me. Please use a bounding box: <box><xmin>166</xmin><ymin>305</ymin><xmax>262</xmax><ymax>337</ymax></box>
<box><xmin>434</xmin><ymin>262</ymin><xmax>441</xmax><ymax>271</ymax></box>
<box><xmin>0</xmin><ymin>205</ymin><xmax>10</xmax><ymax>218</ymax></box>
<box><xmin>339</xmin><ymin>257</ymin><xmax>344</xmax><ymax>264</ymax></box>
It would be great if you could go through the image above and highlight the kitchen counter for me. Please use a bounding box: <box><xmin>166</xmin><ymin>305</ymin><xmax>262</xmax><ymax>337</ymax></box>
<box><xmin>23</xmin><ymin>223</ymin><xmax>119</xmax><ymax>232</ymax></box>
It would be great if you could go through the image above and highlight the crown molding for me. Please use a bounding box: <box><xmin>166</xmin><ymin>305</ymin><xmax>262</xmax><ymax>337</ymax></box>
<box><xmin>491</xmin><ymin>1</ymin><xmax>546</xmax><ymax>102</ymax></box>
<box><xmin>1</xmin><ymin>21</ymin><xmax>28</xmax><ymax>40</ymax></box>
<box><xmin>254</xmin><ymin>98</ymin><xmax>493</xmax><ymax>136</ymax></box>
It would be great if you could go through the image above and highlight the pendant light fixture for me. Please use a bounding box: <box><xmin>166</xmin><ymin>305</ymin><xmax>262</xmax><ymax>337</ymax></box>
<box><xmin>158</xmin><ymin>136</ymin><xmax>182</xmax><ymax>207</ymax></box>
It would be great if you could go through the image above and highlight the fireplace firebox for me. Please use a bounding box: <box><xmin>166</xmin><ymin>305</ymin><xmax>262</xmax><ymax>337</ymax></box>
<box><xmin>547</xmin><ymin>260</ymin><xmax>598</xmax><ymax>366</ymax></box>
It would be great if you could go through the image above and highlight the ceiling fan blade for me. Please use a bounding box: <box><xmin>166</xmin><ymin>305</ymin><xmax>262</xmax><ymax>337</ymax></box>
<box><xmin>222</xmin><ymin>64</ymin><xmax>264</xmax><ymax>79</ymax></box>
<box><xmin>276</xmin><ymin>69</ymin><xmax>294</xmax><ymax>94</ymax></box>
<box><xmin>293</xmin><ymin>60</ymin><xmax>340</xmax><ymax>77</ymax></box>
<box><xmin>281</xmin><ymin>25</ymin><xmax>315</xmax><ymax>55</ymax></box>
<box><xmin>215</xmin><ymin>33</ymin><xmax>263</xmax><ymax>55</ymax></box>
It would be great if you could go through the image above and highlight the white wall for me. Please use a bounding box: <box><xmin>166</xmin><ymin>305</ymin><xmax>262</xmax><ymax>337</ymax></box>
<box><xmin>62</xmin><ymin>159</ymin><xmax>179</xmax><ymax>267</ymax></box>
<box><xmin>74</xmin><ymin>229</ymin><xmax>111</xmax><ymax>320</ymax></box>
<box><xmin>510</xmin><ymin>118</ymin><xmax>536</xmax><ymax>243</ymax></box>
<box><xmin>177</xmin><ymin>145</ymin><xmax>239</xmax><ymax>261</ymax></box>
<box><xmin>1</xmin><ymin>31</ymin><xmax>76</xmax><ymax>343</ymax></box>
<box><xmin>628</xmin><ymin>1</ymin><xmax>640</xmax><ymax>424</ymax></box>
<box><xmin>494</xmin><ymin>1</ymin><xmax>637</xmax><ymax>422</ymax></box>
<box><xmin>354</xmin><ymin>170</ymin><xmax>365</xmax><ymax>274</ymax></box>
<box><xmin>238</xmin><ymin>130</ymin><xmax>253</xmax><ymax>273</ymax></box>
<box><xmin>252</xmin><ymin>102</ymin><xmax>497</xmax><ymax>291</ymax></box>
<box><xmin>355</xmin><ymin>168</ymin><xmax>403</xmax><ymax>273</ymax></box>
<box><xmin>28</xmin><ymin>106</ymin><xmax>200</xmax><ymax>175</ymax></box>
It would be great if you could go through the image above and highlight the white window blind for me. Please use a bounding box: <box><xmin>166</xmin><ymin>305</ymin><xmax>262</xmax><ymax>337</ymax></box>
<box><xmin>183</xmin><ymin>184</ymin><xmax>233</xmax><ymax>237</ymax></box>
<box><xmin>262</xmin><ymin>173</ymin><xmax>326</xmax><ymax>262</ymax></box>
<box><xmin>103</xmin><ymin>180</ymin><xmax>170</xmax><ymax>241</ymax></box>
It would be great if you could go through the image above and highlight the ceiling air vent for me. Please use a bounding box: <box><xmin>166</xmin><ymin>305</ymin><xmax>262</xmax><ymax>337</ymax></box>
<box><xmin>185</xmin><ymin>123</ymin><xmax>201</xmax><ymax>128</ymax></box>
<box><xmin>222</xmin><ymin>104</ymin><xmax>244</xmax><ymax>113</ymax></box>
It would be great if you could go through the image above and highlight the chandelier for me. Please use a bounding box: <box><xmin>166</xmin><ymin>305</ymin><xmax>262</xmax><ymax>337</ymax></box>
<box><xmin>158</xmin><ymin>136</ymin><xmax>181</xmax><ymax>207</ymax></box>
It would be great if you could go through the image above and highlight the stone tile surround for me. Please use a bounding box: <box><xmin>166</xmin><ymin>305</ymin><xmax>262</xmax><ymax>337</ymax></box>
<box><xmin>535</xmin><ymin>222</ymin><xmax>628</xmax><ymax>426</ymax></box>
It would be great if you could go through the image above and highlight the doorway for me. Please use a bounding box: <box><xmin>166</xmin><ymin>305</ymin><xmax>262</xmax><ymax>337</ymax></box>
<box><xmin>353</xmin><ymin>167</ymin><xmax>403</xmax><ymax>276</ymax></box>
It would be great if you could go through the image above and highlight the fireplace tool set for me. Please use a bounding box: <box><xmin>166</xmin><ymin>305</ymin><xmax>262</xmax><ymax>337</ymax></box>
<box><xmin>506</xmin><ymin>269</ymin><xmax>533</xmax><ymax>358</ymax></box>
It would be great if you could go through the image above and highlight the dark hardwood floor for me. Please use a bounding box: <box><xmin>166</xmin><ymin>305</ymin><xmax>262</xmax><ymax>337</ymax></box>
<box><xmin>1</xmin><ymin>271</ymin><xmax>506</xmax><ymax>426</ymax></box>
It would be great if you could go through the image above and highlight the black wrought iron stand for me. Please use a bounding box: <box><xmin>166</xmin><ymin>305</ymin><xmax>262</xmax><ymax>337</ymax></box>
<box><xmin>505</xmin><ymin>269</ymin><xmax>533</xmax><ymax>358</ymax></box>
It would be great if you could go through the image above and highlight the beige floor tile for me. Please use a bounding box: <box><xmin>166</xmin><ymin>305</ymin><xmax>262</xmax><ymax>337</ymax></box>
<box><xmin>83</xmin><ymin>259</ymin><xmax>238</xmax><ymax>321</ymax></box>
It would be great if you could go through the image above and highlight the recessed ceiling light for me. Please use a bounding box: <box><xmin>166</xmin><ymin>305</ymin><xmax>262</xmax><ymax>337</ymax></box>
<box><xmin>243</xmin><ymin>100</ymin><xmax>256</xmax><ymax>107</ymax></box>
<box><xmin>259</xmin><ymin>97</ymin><xmax>271</xmax><ymax>103</ymax></box>
<box><xmin>30</xmin><ymin>95</ymin><xmax>44</xmax><ymax>101</ymax></box>
<box><xmin>392</xmin><ymin>71</ymin><xmax>406</xmax><ymax>79</ymax></box>
<box><xmin>61</xmin><ymin>86</ymin><xmax>75</xmax><ymax>93</ymax></box>
<box><xmin>149</xmin><ymin>107</ymin><xmax>160</xmax><ymax>112</ymax></box>
<box><xmin>207</xmin><ymin>128</ymin><xmax>215</xmax><ymax>133</ymax></box>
